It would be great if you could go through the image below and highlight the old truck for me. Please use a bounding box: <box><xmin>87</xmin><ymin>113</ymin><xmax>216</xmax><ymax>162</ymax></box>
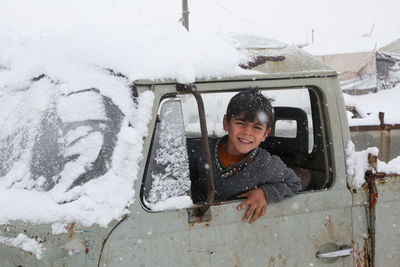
<box><xmin>0</xmin><ymin>36</ymin><xmax>399</xmax><ymax>266</ymax></box>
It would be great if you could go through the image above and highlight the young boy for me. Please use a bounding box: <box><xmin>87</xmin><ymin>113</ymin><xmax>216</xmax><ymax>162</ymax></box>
<box><xmin>189</xmin><ymin>88</ymin><xmax>301</xmax><ymax>223</ymax></box>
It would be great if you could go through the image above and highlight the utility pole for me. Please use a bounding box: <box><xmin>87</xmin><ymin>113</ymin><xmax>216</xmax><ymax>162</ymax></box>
<box><xmin>311</xmin><ymin>29</ymin><xmax>314</xmax><ymax>43</ymax></box>
<box><xmin>182</xmin><ymin>0</ymin><xmax>189</xmax><ymax>31</ymax></box>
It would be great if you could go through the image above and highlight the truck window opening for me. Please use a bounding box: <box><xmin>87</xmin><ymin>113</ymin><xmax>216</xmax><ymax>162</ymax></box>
<box><xmin>141</xmin><ymin>87</ymin><xmax>331</xmax><ymax>210</ymax></box>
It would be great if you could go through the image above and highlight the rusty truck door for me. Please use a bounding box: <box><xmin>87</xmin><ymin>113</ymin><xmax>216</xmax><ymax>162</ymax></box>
<box><xmin>364</xmin><ymin>156</ymin><xmax>400</xmax><ymax>266</ymax></box>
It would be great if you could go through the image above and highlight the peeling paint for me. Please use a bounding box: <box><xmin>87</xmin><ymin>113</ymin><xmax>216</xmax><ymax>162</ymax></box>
<box><xmin>352</xmin><ymin>241</ymin><xmax>368</xmax><ymax>267</ymax></box>
<box><xmin>234</xmin><ymin>252</ymin><xmax>240</xmax><ymax>267</ymax></box>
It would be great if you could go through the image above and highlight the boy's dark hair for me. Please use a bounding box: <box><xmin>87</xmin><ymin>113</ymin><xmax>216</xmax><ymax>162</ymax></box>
<box><xmin>226</xmin><ymin>88</ymin><xmax>274</xmax><ymax>128</ymax></box>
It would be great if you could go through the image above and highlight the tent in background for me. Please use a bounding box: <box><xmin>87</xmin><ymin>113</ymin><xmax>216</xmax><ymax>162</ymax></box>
<box><xmin>304</xmin><ymin>37</ymin><xmax>400</xmax><ymax>95</ymax></box>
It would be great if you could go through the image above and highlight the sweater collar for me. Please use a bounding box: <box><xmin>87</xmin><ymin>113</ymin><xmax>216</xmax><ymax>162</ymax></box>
<box><xmin>214</xmin><ymin>135</ymin><xmax>259</xmax><ymax>179</ymax></box>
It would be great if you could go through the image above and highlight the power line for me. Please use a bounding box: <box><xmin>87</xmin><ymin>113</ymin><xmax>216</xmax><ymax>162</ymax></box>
<box><xmin>160</xmin><ymin>18</ymin><xmax>182</xmax><ymax>29</ymax></box>
<box><xmin>211</xmin><ymin>0</ymin><xmax>310</xmax><ymax>37</ymax></box>
<box><xmin>136</xmin><ymin>8</ymin><xmax>181</xmax><ymax>27</ymax></box>
<box><xmin>212</xmin><ymin>0</ymin><xmax>266</xmax><ymax>29</ymax></box>
<box><xmin>182</xmin><ymin>0</ymin><xmax>189</xmax><ymax>31</ymax></box>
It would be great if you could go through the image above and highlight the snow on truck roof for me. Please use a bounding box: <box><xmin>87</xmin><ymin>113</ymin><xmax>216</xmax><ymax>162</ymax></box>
<box><xmin>136</xmin><ymin>33</ymin><xmax>335</xmax><ymax>86</ymax></box>
<box><xmin>0</xmin><ymin>26</ymin><xmax>334</xmax><ymax>228</ymax></box>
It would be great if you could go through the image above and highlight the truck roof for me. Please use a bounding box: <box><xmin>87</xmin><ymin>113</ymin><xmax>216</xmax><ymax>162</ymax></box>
<box><xmin>135</xmin><ymin>34</ymin><xmax>336</xmax><ymax>86</ymax></box>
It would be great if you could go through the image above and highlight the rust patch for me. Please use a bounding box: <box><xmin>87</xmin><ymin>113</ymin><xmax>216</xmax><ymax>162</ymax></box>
<box><xmin>272</xmin><ymin>61</ymin><xmax>282</xmax><ymax>72</ymax></box>
<box><xmin>378</xmin><ymin>179</ymin><xmax>387</xmax><ymax>185</ymax></box>
<box><xmin>325</xmin><ymin>216</ymin><xmax>335</xmax><ymax>240</ymax></box>
<box><xmin>346</xmin><ymin>106</ymin><xmax>362</xmax><ymax>118</ymax></box>
<box><xmin>366</xmin><ymin>177</ymin><xmax>377</xmax><ymax>266</ymax></box>
<box><xmin>277</xmin><ymin>254</ymin><xmax>287</xmax><ymax>265</ymax></box>
<box><xmin>368</xmin><ymin>154</ymin><xmax>378</xmax><ymax>171</ymax></box>
<box><xmin>371</xmin><ymin>193</ymin><xmax>378</xmax><ymax>209</ymax></box>
<box><xmin>386</xmin><ymin>129</ymin><xmax>391</xmax><ymax>162</ymax></box>
<box><xmin>66</xmin><ymin>223</ymin><xmax>76</xmax><ymax>239</ymax></box>
<box><xmin>239</xmin><ymin>56</ymin><xmax>285</xmax><ymax>69</ymax></box>
<box><xmin>350</xmin><ymin>124</ymin><xmax>400</xmax><ymax>132</ymax></box>
<box><xmin>234</xmin><ymin>252</ymin><xmax>240</xmax><ymax>267</ymax></box>
<box><xmin>267</xmin><ymin>256</ymin><xmax>275</xmax><ymax>267</ymax></box>
<box><xmin>66</xmin><ymin>223</ymin><xmax>75</xmax><ymax>232</ymax></box>
<box><xmin>352</xmin><ymin>241</ymin><xmax>368</xmax><ymax>267</ymax></box>
<box><xmin>83</xmin><ymin>240</ymin><xmax>91</xmax><ymax>254</ymax></box>
<box><xmin>363</xmin><ymin>239</ymin><xmax>370</xmax><ymax>266</ymax></box>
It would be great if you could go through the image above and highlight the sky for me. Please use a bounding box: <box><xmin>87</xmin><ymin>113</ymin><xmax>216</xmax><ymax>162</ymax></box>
<box><xmin>1</xmin><ymin>0</ymin><xmax>399</xmax><ymax>44</ymax></box>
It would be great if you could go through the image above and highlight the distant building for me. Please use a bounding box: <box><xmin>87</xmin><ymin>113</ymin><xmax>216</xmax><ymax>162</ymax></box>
<box><xmin>377</xmin><ymin>40</ymin><xmax>400</xmax><ymax>90</ymax></box>
<box><xmin>303</xmin><ymin>37</ymin><xmax>400</xmax><ymax>95</ymax></box>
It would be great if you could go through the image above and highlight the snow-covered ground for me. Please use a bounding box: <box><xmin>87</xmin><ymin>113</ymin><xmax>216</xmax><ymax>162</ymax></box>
<box><xmin>345</xmin><ymin>84</ymin><xmax>400</xmax><ymax>126</ymax></box>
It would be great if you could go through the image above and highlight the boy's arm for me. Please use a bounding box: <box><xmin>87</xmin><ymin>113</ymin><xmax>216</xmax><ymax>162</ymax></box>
<box><xmin>237</xmin><ymin>154</ymin><xmax>302</xmax><ymax>223</ymax></box>
<box><xmin>260</xmin><ymin>157</ymin><xmax>302</xmax><ymax>203</ymax></box>
<box><xmin>236</xmin><ymin>166</ymin><xmax>301</xmax><ymax>223</ymax></box>
<box><xmin>236</xmin><ymin>188</ymin><xmax>267</xmax><ymax>224</ymax></box>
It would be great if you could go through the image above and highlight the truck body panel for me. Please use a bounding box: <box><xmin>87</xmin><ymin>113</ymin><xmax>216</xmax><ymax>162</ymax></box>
<box><xmin>351</xmin><ymin>126</ymin><xmax>400</xmax><ymax>162</ymax></box>
<box><xmin>367</xmin><ymin>175</ymin><xmax>400</xmax><ymax>266</ymax></box>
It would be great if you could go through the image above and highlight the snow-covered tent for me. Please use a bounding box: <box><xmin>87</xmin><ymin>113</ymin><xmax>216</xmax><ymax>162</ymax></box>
<box><xmin>377</xmin><ymin>39</ymin><xmax>400</xmax><ymax>90</ymax></box>
<box><xmin>380</xmin><ymin>38</ymin><xmax>400</xmax><ymax>54</ymax></box>
<box><xmin>303</xmin><ymin>36</ymin><xmax>400</xmax><ymax>94</ymax></box>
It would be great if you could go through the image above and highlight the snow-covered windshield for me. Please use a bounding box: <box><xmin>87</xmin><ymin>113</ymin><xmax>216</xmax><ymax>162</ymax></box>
<box><xmin>0</xmin><ymin>72</ymin><xmax>154</xmax><ymax>226</ymax></box>
<box><xmin>1</xmin><ymin>85</ymin><xmax>122</xmax><ymax>192</ymax></box>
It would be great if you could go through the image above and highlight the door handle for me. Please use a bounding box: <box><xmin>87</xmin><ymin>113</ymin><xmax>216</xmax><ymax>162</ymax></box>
<box><xmin>316</xmin><ymin>244</ymin><xmax>353</xmax><ymax>263</ymax></box>
<box><xmin>316</xmin><ymin>247</ymin><xmax>353</xmax><ymax>258</ymax></box>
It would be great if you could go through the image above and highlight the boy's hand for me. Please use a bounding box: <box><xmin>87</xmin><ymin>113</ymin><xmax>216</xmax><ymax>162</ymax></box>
<box><xmin>236</xmin><ymin>188</ymin><xmax>267</xmax><ymax>224</ymax></box>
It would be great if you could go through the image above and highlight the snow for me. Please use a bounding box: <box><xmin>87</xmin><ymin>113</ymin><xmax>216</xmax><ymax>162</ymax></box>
<box><xmin>346</xmin><ymin>141</ymin><xmax>400</xmax><ymax>188</ymax></box>
<box><xmin>376</xmin><ymin>156</ymin><xmax>400</xmax><ymax>174</ymax></box>
<box><xmin>340</xmin><ymin>75</ymin><xmax>377</xmax><ymax>92</ymax></box>
<box><xmin>51</xmin><ymin>223</ymin><xmax>68</xmax><ymax>235</ymax></box>
<box><xmin>0</xmin><ymin>23</ymin><xmax>252</xmax><ymax>227</ymax></box>
<box><xmin>0</xmin><ymin>26</ymin><xmax>248</xmax><ymax>85</ymax></box>
<box><xmin>0</xmin><ymin>233</ymin><xmax>44</xmax><ymax>259</ymax></box>
<box><xmin>148</xmin><ymin>195</ymin><xmax>193</xmax><ymax>212</ymax></box>
<box><xmin>0</xmin><ymin>88</ymin><xmax>155</xmax><ymax>226</ymax></box>
<box><xmin>346</xmin><ymin>141</ymin><xmax>378</xmax><ymax>188</ymax></box>
<box><xmin>146</xmin><ymin>101</ymin><xmax>192</xmax><ymax>208</ymax></box>
<box><xmin>345</xmin><ymin>84</ymin><xmax>400</xmax><ymax>126</ymax></box>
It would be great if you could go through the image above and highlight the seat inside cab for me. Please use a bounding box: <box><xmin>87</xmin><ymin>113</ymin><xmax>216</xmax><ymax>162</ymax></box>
<box><xmin>260</xmin><ymin>106</ymin><xmax>311</xmax><ymax>190</ymax></box>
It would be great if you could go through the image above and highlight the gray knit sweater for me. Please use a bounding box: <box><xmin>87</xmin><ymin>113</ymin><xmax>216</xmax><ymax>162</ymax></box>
<box><xmin>188</xmin><ymin>136</ymin><xmax>302</xmax><ymax>203</ymax></box>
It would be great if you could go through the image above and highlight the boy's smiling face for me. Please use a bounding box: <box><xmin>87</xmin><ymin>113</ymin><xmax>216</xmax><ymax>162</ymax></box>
<box><xmin>223</xmin><ymin>114</ymin><xmax>271</xmax><ymax>156</ymax></box>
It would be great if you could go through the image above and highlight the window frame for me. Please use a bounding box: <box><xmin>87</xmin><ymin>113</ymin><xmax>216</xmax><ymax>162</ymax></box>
<box><xmin>140</xmin><ymin>83</ymin><xmax>333</xmax><ymax>211</ymax></box>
